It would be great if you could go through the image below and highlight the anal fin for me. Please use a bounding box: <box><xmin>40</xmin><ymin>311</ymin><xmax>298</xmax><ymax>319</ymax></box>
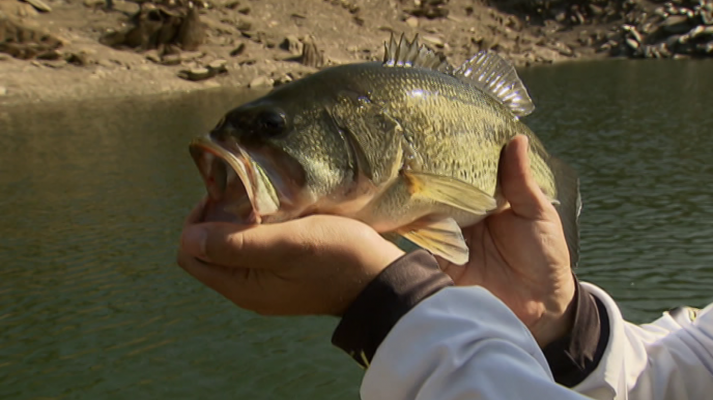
<box><xmin>396</xmin><ymin>216</ymin><xmax>469</xmax><ymax>265</ymax></box>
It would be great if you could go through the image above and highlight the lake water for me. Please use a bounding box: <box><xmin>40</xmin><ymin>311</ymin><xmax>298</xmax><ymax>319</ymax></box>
<box><xmin>1</xmin><ymin>59</ymin><xmax>712</xmax><ymax>399</ymax></box>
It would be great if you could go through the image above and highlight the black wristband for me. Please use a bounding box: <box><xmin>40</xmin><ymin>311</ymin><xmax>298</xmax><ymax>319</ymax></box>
<box><xmin>331</xmin><ymin>250</ymin><xmax>453</xmax><ymax>368</ymax></box>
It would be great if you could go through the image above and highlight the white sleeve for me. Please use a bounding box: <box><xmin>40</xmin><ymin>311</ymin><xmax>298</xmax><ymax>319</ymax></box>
<box><xmin>575</xmin><ymin>282</ymin><xmax>713</xmax><ymax>400</ymax></box>
<box><xmin>360</xmin><ymin>286</ymin><xmax>592</xmax><ymax>400</ymax></box>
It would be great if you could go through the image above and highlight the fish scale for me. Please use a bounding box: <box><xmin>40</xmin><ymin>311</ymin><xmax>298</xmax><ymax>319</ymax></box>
<box><xmin>189</xmin><ymin>34</ymin><xmax>581</xmax><ymax>267</ymax></box>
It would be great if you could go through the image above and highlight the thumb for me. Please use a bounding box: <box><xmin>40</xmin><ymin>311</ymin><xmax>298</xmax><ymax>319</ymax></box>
<box><xmin>499</xmin><ymin>135</ymin><xmax>550</xmax><ymax>219</ymax></box>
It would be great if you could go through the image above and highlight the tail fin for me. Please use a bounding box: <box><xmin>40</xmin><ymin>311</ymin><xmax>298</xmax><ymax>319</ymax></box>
<box><xmin>546</xmin><ymin>156</ymin><xmax>582</xmax><ymax>268</ymax></box>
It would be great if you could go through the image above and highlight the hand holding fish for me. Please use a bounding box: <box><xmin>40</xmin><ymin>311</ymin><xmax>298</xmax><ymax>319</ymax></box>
<box><xmin>438</xmin><ymin>135</ymin><xmax>576</xmax><ymax>347</ymax></box>
<box><xmin>177</xmin><ymin>204</ymin><xmax>404</xmax><ymax>316</ymax></box>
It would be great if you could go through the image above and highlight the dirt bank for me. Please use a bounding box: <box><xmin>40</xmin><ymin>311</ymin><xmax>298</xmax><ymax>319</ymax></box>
<box><xmin>1</xmin><ymin>0</ymin><xmax>711</xmax><ymax>105</ymax></box>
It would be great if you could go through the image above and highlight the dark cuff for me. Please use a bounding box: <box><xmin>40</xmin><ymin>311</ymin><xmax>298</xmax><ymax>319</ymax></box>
<box><xmin>331</xmin><ymin>250</ymin><xmax>453</xmax><ymax>368</ymax></box>
<box><xmin>543</xmin><ymin>277</ymin><xmax>610</xmax><ymax>387</ymax></box>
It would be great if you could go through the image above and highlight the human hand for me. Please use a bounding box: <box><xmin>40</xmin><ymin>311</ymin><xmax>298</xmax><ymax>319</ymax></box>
<box><xmin>176</xmin><ymin>201</ymin><xmax>404</xmax><ymax>316</ymax></box>
<box><xmin>439</xmin><ymin>135</ymin><xmax>576</xmax><ymax>347</ymax></box>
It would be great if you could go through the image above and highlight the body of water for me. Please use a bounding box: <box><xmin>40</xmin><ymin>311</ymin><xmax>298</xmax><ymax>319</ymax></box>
<box><xmin>1</xmin><ymin>59</ymin><xmax>712</xmax><ymax>399</ymax></box>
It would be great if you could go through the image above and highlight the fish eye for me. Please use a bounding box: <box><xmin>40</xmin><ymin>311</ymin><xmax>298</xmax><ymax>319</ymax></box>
<box><xmin>255</xmin><ymin>109</ymin><xmax>287</xmax><ymax>138</ymax></box>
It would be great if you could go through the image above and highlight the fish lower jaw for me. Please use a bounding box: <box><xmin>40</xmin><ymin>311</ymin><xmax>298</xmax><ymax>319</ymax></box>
<box><xmin>190</xmin><ymin>141</ymin><xmax>261</xmax><ymax>224</ymax></box>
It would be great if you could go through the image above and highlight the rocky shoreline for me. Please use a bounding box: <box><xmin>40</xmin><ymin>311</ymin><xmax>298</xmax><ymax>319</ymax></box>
<box><xmin>1</xmin><ymin>0</ymin><xmax>712</xmax><ymax>105</ymax></box>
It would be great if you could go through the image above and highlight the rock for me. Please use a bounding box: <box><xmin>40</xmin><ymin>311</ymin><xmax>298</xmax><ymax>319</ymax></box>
<box><xmin>406</xmin><ymin>0</ymin><xmax>449</xmax><ymax>19</ymax></box>
<box><xmin>65</xmin><ymin>52</ymin><xmax>91</xmax><ymax>66</ymax></box>
<box><xmin>176</xmin><ymin>6</ymin><xmax>204</xmax><ymax>51</ymax></box>
<box><xmin>656</xmin><ymin>43</ymin><xmax>671</xmax><ymax>58</ymax></box>
<box><xmin>405</xmin><ymin>16</ymin><xmax>419</xmax><ymax>28</ymax></box>
<box><xmin>178</xmin><ymin>67</ymin><xmax>213</xmax><ymax>81</ymax></box>
<box><xmin>661</xmin><ymin>15</ymin><xmax>692</xmax><ymax>33</ymax></box>
<box><xmin>208</xmin><ymin>59</ymin><xmax>227</xmax><ymax>73</ymax></box>
<box><xmin>572</xmin><ymin>9</ymin><xmax>585</xmax><ymax>25</ymax></box>
<box><xmin>101</xmin><ymin>2</ymin><xmax>204</xmax><ymax>52</ymax></box>
<box><xmin>280</xmin><ymin>35</ymin><xmax>302</xmax><ymax>55</ymax></box>
<box><xmin>640</xmin><ymin>21</ymin><xmax>658</xmax><ymax>34</ymax></box>
<box><xmin>36</xmin><ymin>50</ymin><xmax>62</xmax><ymax>60</ymax></box>
<box><xmin>21</xmin><ymin>0</ymin><xmax>51</xmax><ymax>13</ymax></box>
<box><xmin>180</xmin><ymin>51</ymin><xmax>204</xmax><ymax>62</ymax></box>
<box><xmin>0</xmin><ymin>14</ymin><xmax>63</xmax><ymax>59</ymax></box>
<box><xmin>0</xmin><ymin>1</ymin><xmax>38</xmax><ymax>17</ymax></box>
<box><xmin>554</xmin><ymin>9</ymin><xmax>567</xmax><ymax>23</ymax></box>
<box><xmin>161</xmin><ymin>54</ymin><xmax>182</xmax><ymax>65</ymax></box>
<box><xmin>631</xmin><ymin>30</ymin><xmax>643</xmax><ymax>44</ymax></box>
<box><xmin>83</xmin><ymin>0</ymin><xmax>103</xmax><ymax>7</ymax></box>
<box><xmin>0</xmin><ymin>86</ymin><xmax>7</xmax><ymax>96</ymax></box>
<box><xmin>702</xmin><ymin>9</ymin><xmax>713</xmax><ymax>25</ymax></box>
<box><xmin>113</xmin><ymin>1</ymin><xmax>139</xmax><ymax>15</ymax></box>
<box><xmin>238</xmin><ymin>58</ymin><xmax>256</xmax><ymax>66</ymax></box>
<box><xmin>300</xmin><ymin>36</ymin><xmax>324</xmax><ymax>68</ymax></box>
<box><xmin>145</xmin><ymin>50</ymin><xmax>162</xmax><ymax>63</ymax></box>
<box><xmin>97</xmin><ymin>59</ymin><xmax>116</xmax><ymax>68</ymax></box>
<box><xmin>625</xmin><ymin>38</ymin><xmax>639</xmax><ymax>49</ymax></box>
<box><xmin>223</xmin><ymin>0</ymin><xmax>240</xmax><ymax>9</ymax></box>
<box><xmin>41</xmin><ymin>59</ymin><xmax>67</xmax><ymax>68</ymax></box>
<box><xmin>699</xmin><ymin>41</ymin><xmax>713</xmax><ymax>53</ymax></box>
<box><xmin>248</xmin><ymin>75</ymin><xmax>274</xmax><ymax>89</ymax></box>
<box><xmin>273</xmin><ymin>74</ymin><xmax>293</xmax><ymax>87</ymax></box>
<box><xmin>235</xmin><ymin>17</ymin><xmax>252</xmax><ymax>32</ymax></box>
<box><xmin>421</xmin><ymin>34</ymin><xmax>445</xmax><ymax>48</ymax></box>
<box><xmin>589</xmin><ymin>4</ymin><xmax>603</xmax><ymax>16</ymax></box>
<box><xmin>229</xmin><ymin>43</ymin><xmax>246</xmax><ymax>57</ymax></box>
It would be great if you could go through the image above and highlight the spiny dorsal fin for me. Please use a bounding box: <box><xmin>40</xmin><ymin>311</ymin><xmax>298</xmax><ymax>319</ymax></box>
<box><xmin>454</xmin><ymin>51</ymin><xmax>535</xmax><ymax>117</ymax></box>
<box><xmin>383</xmin><ymin>33</ymin><xmax>452</xmax><ymax>73</ymax></box>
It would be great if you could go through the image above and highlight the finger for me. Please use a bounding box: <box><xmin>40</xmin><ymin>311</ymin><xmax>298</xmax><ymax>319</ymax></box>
<box><xmin>180</xmin><ymin>219</ymin><xmax>308</xmax><ymax>267</ymax></box>
<box><xmin>183</xmin><ymin>196</ymin><xmax>209</xmax><ymax>225</ymax></box>
<box><xmin>499</xmin><ymin>135</ymin><xmax>550</xmax><ymax>219</ymax></box>
<box><xmin>176</xmin><ymin>248</ymin><xmax>258</xmax><ymax>308</ymax></box>
<box><xmin>176</xmin><ymin>247</ymin><xmax>232</xmax><ymax>289</ymax></box>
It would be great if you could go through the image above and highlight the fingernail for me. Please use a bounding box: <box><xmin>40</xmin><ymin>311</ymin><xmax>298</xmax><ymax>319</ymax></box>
<box><xmin>183</xmin><ymin>225</ymin><xmax>208</xmax><ymax>261</ymax></box>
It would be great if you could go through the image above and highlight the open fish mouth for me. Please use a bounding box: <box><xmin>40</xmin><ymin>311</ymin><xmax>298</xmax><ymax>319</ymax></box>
<box><xmin>189</xmin><ymin>135</ymin><xmax>280</xmax><ymax>224</ymax></box>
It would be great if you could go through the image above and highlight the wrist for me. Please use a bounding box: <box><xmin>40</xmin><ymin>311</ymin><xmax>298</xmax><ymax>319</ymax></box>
<box><xmin>531</xmin><ymin>278</ymin><xmax>577</xmax><ymax>347</ymax></box>
<box><xmin>542</xmin><ymin>281</ymin><xmax>609</xmax><ymax>387</ymax></box>
<box><xmin>336</xmin><ymin>239</ymin><xmax>405</xmax><ymax>316</ymax></box>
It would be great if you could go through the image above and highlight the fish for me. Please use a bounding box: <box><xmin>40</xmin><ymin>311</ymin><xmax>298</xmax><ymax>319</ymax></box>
<box><xmin>189</xmin><ymin>34</ymin><xmax>582</xmax><ymax>267</ymax></box>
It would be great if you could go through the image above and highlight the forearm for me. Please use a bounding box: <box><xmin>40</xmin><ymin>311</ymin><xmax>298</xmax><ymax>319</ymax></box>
<box><xmin>360</xmin><ymin>285</ymin><xmax>593</xmax><ymax>400</ymax></box>
<box><xmin>332</xmin><ymin>250</ymin><xmax>595</xmax><ymax>399</ymax></box>
<box><xmin>333</xmin><ymin>251</ymin><xmax>607</xmax><ymax>385</ymax></box>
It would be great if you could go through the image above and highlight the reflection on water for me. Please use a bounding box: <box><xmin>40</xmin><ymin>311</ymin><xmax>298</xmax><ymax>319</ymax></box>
<box><xmin>1</xmin><ymin>60</ymin><xmax>713</xmax><ymax>399</ymax></box>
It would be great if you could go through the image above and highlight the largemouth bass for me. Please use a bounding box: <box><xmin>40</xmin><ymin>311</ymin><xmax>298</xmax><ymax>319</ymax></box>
<box><xmin>189</xmin><ymin>34</ymin><xmax>582</xmax><ymax>266</ymax></box>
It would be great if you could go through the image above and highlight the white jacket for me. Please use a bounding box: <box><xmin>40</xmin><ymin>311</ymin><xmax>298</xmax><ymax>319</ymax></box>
<box><xmin>361</xmin><ymin>284</ymin><xmax>713</xmax><ymax>400</ymax></box>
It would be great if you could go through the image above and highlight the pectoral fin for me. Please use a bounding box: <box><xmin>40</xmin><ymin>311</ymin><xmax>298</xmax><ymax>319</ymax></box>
<box><xmin>404</xmin><ymin>171</ymin><xmax>497</xmax><ymax>216</ymax></box>
<box><xmin>396</xmin><ymin>216</ymin><xmax>469</xmax><ymax>265</ymax></box>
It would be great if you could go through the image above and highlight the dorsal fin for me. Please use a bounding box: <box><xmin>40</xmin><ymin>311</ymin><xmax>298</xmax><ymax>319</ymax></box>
<box><xmin>453</xmin><ymin>51</ymin><xmax>535</xmax><ymax>117</ymax></box>
<box><xmin>383</xmin><ymin>33</ymin><xmax>452</xmax><ymax>73</ymax></box>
